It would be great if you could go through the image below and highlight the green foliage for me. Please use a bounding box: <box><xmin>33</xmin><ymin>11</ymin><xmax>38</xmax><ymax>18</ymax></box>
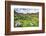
<box><xmin>14</xmin><ymin>13</ymin><xmax>39</xmax><ymax>27</ymax></box>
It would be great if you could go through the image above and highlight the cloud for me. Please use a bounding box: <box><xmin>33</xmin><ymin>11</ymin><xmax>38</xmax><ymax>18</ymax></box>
<box><xmin>14</xmin><ymin>8</ymin><xmax>39</xmax><ymax>14</ymax></box>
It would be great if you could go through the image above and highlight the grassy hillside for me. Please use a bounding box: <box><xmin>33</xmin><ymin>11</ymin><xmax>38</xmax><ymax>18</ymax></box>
<box><xmin>14</xmin><ymin>12</ymin><xmax>39</xmax><ymax>27</ymax></box>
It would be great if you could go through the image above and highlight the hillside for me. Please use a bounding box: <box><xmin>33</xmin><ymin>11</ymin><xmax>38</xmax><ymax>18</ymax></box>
<box><xmin>14</xmin><ymin>11</ymin><xmax>39</xmax><ymax>27</ymax></box>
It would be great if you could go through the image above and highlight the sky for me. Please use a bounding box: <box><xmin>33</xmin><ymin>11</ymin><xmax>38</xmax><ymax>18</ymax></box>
<box><xmin>14</xmin><ymin>8</ymin><xmax>39</xmax><ymax>14</ymax></box>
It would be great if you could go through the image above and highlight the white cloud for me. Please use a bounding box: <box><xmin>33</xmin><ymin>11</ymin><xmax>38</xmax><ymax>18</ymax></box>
<box><xmin>14</xmin><ymin>8</ymin><xmax>39</xmax><ymax>14</ymax></box>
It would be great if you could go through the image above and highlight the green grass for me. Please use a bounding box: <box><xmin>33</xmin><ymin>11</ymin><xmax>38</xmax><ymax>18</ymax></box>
<box><xmin>14</xmin><ymin>13</ymin><xmax>39</xmax><ymax>27</ymax></box>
